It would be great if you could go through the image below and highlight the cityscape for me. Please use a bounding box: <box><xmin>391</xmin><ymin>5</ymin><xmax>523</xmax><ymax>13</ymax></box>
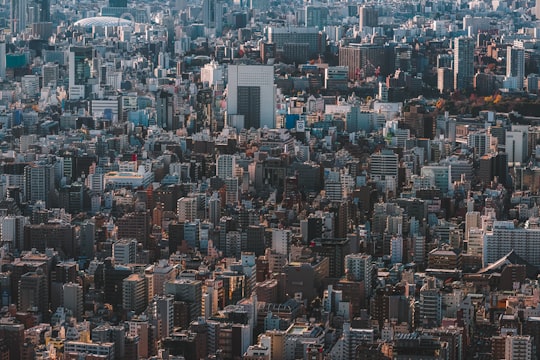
<box><xmin>1</xmin><ymin>0</ymin><xmax>540</xmax><ymax>359</ymax></box>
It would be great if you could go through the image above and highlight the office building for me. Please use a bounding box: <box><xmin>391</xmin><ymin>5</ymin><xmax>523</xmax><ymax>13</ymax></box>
<box><xmin>203</xmin><ymin>0</ymin><xmax>224</xmax><ymax>34</ymax></box>
<box><xmin>18</xmin><ymin>270</ymin><xmax>48</xmax><ymax>318</ymax></box>
<box><xmin>177</xmin><ymin>197</ymin><xmax>198</xmax><ymax>222</ymax></box>
<box><xmin>370</xmin><ymin>149</ymin><xmax>399</xmax><ymax>180</ymax></box>
<box><xmin>227</xmin><ymin>64</ymin><xmax>275</xmax><ymax>129</ymax></box>
<box><xmin>63</xmin><ymin>282</ymin><xmax>83</xmax><ymax>320</ymax></box>
<box><xmin>68</xmin><ymin>46</ymin><xmax>94</xmax><ymax>99</ymax></box>
<box><xmin>454</xmin><ymin>37</ymin><xmax>475</xmax><ymax>91</ymax></box>
<box><xmin>123</xmin><ymin>273</ymin><xmax>148</xmax><ymax>314</ymax></box>
<box><xmin>217</xmin><ymin>154</ymin><xmax>236</xmax><ymax>180</ymax></box>
<box><xmin>24</xmin><ymin>163</ymin><xmax>55</xmax><ymax>206</ymax></box>
<box><xmin>358</xmin><ymin>6</ymin><xmax>378</xmax><ymax>29</ymax></box>
<box><xmin>506</xmin><ymin>46</ymin><xmax>525</xmax><ymax>90</ymax></box>
<box><xmin>164</xmin><ymin>279</ymin><xmax>202</xmax><ymax>323</ymax></box>
<box><xmin>267</xmin><ymin>26</ymin><xmax>321</xmax><ymax>55</ymax></box>
<box><xmin>113</xmin><ymin>238</ymin><xmax>137</xmax><ymax>265</ymax></box>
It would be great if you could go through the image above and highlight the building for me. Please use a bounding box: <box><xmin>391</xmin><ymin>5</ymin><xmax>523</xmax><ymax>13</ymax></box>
<box><xmin>344</xmin><ymin>253</ymin><xmax>373</xmax><ymax>298</ymax></box>
<box><xmin>202</xmin><ymin>0</ymin><xmax>224</xmax><ymax>34</ymax></box>
<box><xmin>359</xmin><ymin>5</ymin><xmax>378</xmax><ymax>29</ymax></box>
<box><xmin>419</xmin><ymin>277</ymin><xmax>442</xmax><ymax>328</ymax></box>
<box><xmin>267</xmin><ymin>26</ymin><xmax>321</xmax><ymax>55</ymax></box>
<box><xmin>164</xmin><ymin>279</ymin><xmax>202</xmax><ymax>324</ymax></box>
<box><xmin>64</xmin><ymin>341</ymin><xmax>115</xmax><ymax>360</ymax></box>
<box><xmin>505</xmin><ymin>335</ymin><xmax>533</xmax><ymax>360</ymax></box>
<box><xmin>68</xmin><ymin>46</ymin><xmax>94</xmax><ymax>99</ymax></box>
<box><xmin>177</xmin><ymin>197</ymin><xmax>198</xmax><ymax>222</ymax></box>
<box><xmin>18</xmin><ymin>270</ymin><xmax>48</xmax><ymax>318</ymax></box>
<box><xmin>103</xmin><ymin>170</ymin><xmax>154</xmax><ymax>190</ymax></box>
<box><xmin>370</xmin><ymin>149</ymin><xmax>399</xmax><ymax>180</ymax></box>
<box><xmin>113</xmin><ymin>238</ymin><xmax>137</xmax><ymax>265</ymax></box>
<box><xmin>24</xmin><ymin>163</ymin><xmax>55</xmax><ymax>206</ymax></box>
<box><xmin>339</xmin><ymin>44</ymin><xmax>386</xmax><ymax>80</ymax></box>
<box><xmin>123</xmin><ymin>273</ymin><xmax>148</xmax><ymax>314</ymax></box>
<box><xmin>227</xmin><ymin>64</ymin><xmax>275</xmax><ymax>129</ymax></box>
<box><xmin>63</xmin><ymin>282</ymin><xmax>83</xmax><ymax>320</ymax></box>
<box><xmin>506</xmin><ymin>46</ymin><xmax>525</xmax><ymax>90</ymax></box>
<box><xmin>217</xmin><ymin>155</ymin><xmax>236</xmax><ymax>180</ymax></box>
<box><xmin>454</xmin><ymin>37</ymin><xmax>474</xmax><ymax>91</ymax></box>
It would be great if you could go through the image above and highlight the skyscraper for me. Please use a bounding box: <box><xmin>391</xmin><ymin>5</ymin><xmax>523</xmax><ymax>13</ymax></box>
<box><xmin>23</xmin><ymin>163</ymin><xmax>55</xmax><ymax>206</ymax></box>
<box><xmin>453</xmin><ymin>37</ymin><xmax>475</xmax><ymax>91</ymax></box>
<box><xmin>68</xmin><ymin>46</ymin><xmax>94</xmax><ymax>99</ymax></box>
<box><xmin>358</xmin><ymin>6</ymin><xmax>378</xmax><ymax>29</ymax></box>
<box><xmin>11</xmin><ymin>0</ymin><xmax>28</xmax><ymax>33</ymax></box>
<box><xmin>506</xmin><ymin>46</ymin><xmax>525</xmax><ymax>90</ymax></box>
<box><xmin>202</xmin><ymin>0</ymin><xmax>224</xmax><ymax>35</ymax></box>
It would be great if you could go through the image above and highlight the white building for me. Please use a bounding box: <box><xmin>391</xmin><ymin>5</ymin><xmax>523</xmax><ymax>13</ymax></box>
<box><xmin>177</xmin><ymin>197</ymin><xmax>198</xmax><ymax>222</ymax></box>
<box><xmin>227</xmin><ymin>64</ymin><xmax>276</xmax><ymax>129</ymax></box>
<box><xmin>113</xmin><ymin>238</ymin><xmax>137</xmax><ymax>264</ymax></box>
<box><xmin>217</xmin><ymin>154</ymin><xmax>236</xmax><ymax>180</ymax></box>
<box><xmin>272</xmin><ymin>229</ymin><xmax>292</xmax><ymax>255</ymax></box>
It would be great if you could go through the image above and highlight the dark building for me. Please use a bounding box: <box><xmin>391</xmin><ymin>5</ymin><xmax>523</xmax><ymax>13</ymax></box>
<box><xmin>246</xmin><ymin>225</ymin><xmax>266</xmax><ymax>257</ymax></box>
<box><xmin>23</xmin><ymin>223</ymin><xmax>77</xmax><ymax>258</ymax></box>
<box><xmin>311</xmin><ymin>237</ymin><xmax>350</xmax><ymax>278</ymax></box>
<box><xmin>109</xmin><ymin>0</ymin><xmax>127</xmax><ymax>7</ymax></box>
<box><xmin>358</xmin><ymin>5</ymin><xmax>378</xmax><ymax>28</ymax></box>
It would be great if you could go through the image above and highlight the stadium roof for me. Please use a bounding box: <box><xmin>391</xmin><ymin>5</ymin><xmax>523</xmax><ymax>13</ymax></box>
<box><xmin>74</xmin><ymin>16</ymin><xmax>132</xmax><ymax>28</ymax></box>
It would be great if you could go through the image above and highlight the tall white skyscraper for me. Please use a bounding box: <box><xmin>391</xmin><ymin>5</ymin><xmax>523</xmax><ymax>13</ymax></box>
<box><xmin>506</xmin><ymin>46</ymin><xmax>525</xmax><ymax>90</ymax></box>
<box><xmin>227</xmin><ymin>64</ymin><xmax>276</xmax><ymax>129</ymax></box>
<box><xmin>454</xmin><ymin>37</ymin><xmax>474</xmax><ymax>91</ymax></box>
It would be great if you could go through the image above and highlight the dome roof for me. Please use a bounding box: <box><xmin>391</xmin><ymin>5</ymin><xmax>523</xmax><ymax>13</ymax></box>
<box><xmin>74</xmin><ymin>16</ymin><xmax>132</xmax><ymax>28</ymax></box>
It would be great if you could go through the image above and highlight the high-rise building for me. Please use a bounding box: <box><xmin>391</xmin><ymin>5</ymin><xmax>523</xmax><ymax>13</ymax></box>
<box><xmin>344</xmin><ymin>253</ymin><xmax>373</xmax><ymax>297</ymax></box>
<box><xmin>305</xmin><ymin>6</ymin><xmax>328</xmax><ymax>29</ymax></box>
<box><xmin>1</xmin><ymin>215</ymin><xmax>27</xmax><ymax>251</ymax></box>
<box><xmin>24</xmin><ymin>163</ymin><xmax>55</xmax><ymax>206</ymax></box>
<box><xmin>68</xmin><ymin>46</ymin><xmax>94</xmax><ymax>99</ymax></box>
<box><xmin>216</xmin><ymin>155</ymin><xmax>236</xmax><ymax>180</ymax></box>
<box><xmin>0</xmin><ymin>42</ymin><xmax>5</xmax><ymax>80</ymax></box>
<box><xmin>227</xmin><ymin>64</ymin><xmax>275</xmax><ymax>129</ymax></box>
<box><xmin>42</xmin><ymin>62</ymin><xmax>59</xmax><ymax>88</ymax></box>
<box><xmin>63</xmin><ymin>282</ymin><xmax>83</xmax><ymax>320</ymax></box>
<box><xmin>369</xmin><ymin>149</ymin><xmax>399</xmax><ymax>180</ymax></box>
<box><xmin>123</xmin><ymin>273</ymin><xmax>148</xmax><ymax>314</ymax></box>
<box><xmin>271</xmin><ymin>229</ymin><xmax>292</xmax><ymax>255</ymax></box>
<box><xmin>177</xmin><ymin>197</ymin><xmax>198</xmax><ymax>222</ymax></box>
<box><xmin>506</xmin><ymin>46</ymin><xmax>525</xmax><ymax>90</ymax></box>
<box><xmin>419</xmin><ymin>277</ymin><xmax>442</xmax><ymax>328</ymax></box>
<box><xmin>164</xmin><ymin>279</ymin><xmax>202</xmax><ymax>324</ymax></box>
<box><xmin>339</xmin><ymin>44</ymin><xmax>386</xmax><ymax>80</ymax></box>
<box><xmin>454</xmin><ymin>37</ymin><xmax>475</xmax><ymax>91</ymax></box>
<box><xmin>267</xmin><ymin>26</ymin><xmax>321</xmax><ymax>55</ymax></box>
<box><xmin>505</xmin><ymin>335</ymin><xmax>533</xmax><ymax>360</ymax></box>
<box><xmin>11</xmin><ymin>0</ymin><xmax>28</xmax><ymax>33</ymax></box>
<box><xmin>113</xmin><ymin>238</ymin><xmax>137</xmax><ymax>264</ymax></box>
<box><xmin>358</xmin><ymin>6</ymin><xmax>378</xmax><ymax>29</ymax></box>
<box><xmin>202</xmin><ymin>0</ymin><xmax>224</xmax><ymax>34</ymax></box>
<box><xmin>224</xmin><ymin>177</ymin><xmax>239</xmax><ymax>205</ymax></box>
<box><xmin>18</xmin><ymin>270</ymin><xmax>48</xmax><ymax>318</ymax></box>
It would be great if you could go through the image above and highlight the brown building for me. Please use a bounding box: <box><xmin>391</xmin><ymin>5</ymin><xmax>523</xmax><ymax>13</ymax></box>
<box><xmin>116</xmin><ymin>210</ymin><xmax>151</xmax><ymax>247</ymax></box>
<box><xmin>427</xmin><ymin>246</ymin><xmax>462</xmax><ymax>270</ymax></box>
<box><xmin>23</xmin><ymin>222</ymin><xmax>76</xmax><ymax>257</ymax></box>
